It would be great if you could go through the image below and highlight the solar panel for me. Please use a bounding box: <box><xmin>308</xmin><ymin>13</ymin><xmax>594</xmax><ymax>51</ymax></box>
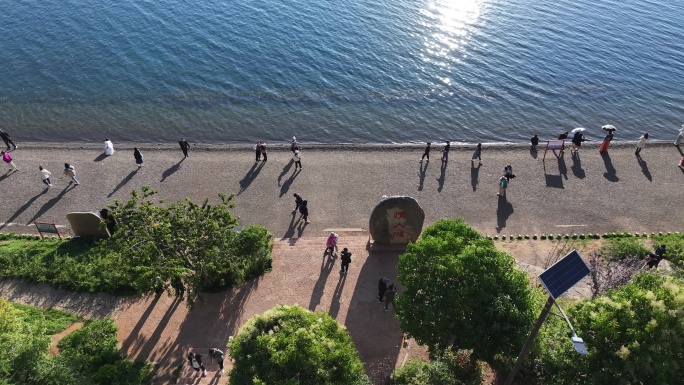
<box><xmin>539</xmin><ymin>250</ymin><xmax>590</xmax><ymax>299</ymax></box>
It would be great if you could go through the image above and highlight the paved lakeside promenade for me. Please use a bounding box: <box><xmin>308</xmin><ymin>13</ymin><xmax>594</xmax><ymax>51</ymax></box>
<box><xmin>0</xmin><ymin>141</ymin><xmax>682</xmax><ymax>238</ymax></box>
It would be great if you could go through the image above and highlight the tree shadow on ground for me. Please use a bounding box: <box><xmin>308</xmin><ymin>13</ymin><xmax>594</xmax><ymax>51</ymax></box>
<box><xmin>495</xmin><ymin>195</ymin><xmax>514</xmax><ymax>233</ymax></box>
<box><xmin>637</xmin><ymin>157</ymin><xmax>652</xmax><ymax>181</ymax></box>
<box><xmin>470</xmin><ymin>162</ymin><xmax>480</xmax><ymax>191</ymax></box>
<box><xmin>93</xmin><ymin>153</ymin><xmax>108</xmax><ymax>162</ymax></box>
<box><xmin>108</xmin><ymin>170</ymin><xmax>138</xmax><ymax>198</ymax></box>
<box><xmin>27</xmin><ymin>184</ymin><xmax>76</xmax><ymax>225</ymax></box>
<box><xmin>279</xmin><ymin>168</ymin><xmax>301</xmax><ymax>197</ymax></box>
<box><xmin>237</xmin><ymin>162</ymin><xmax>264</xmax><ymax>195</ymax></box>
<box><xmin>0</xmin><ymin>190</ymin><xmax>46</xmax><ymax>230</ymax></box>
<box><xmin>571</xmin><ymin>155</ymin><xmax>586</xmax><ymax>179</ymax></box>
<box><xmin>309</xmin><ymin>251</ymin><xmax>336</xmax><ymax>311</ymax></box>
<box><xmin>601</xmin><ymin>152</ymin><xmax>619</xmax><ymax>182</ymax></box>
<box><xmin>277</xmin><ymin>159</ymin><xmax>294</xmax><ymax>187</ymax></box>
<box><xmin>417</xmin><ymin>162</ymin><xmax>427</xmax><ymax>191</ymax></box>
<box><xmin>436</xmin><ymin>161</ymin><xmax>447</xmax><ymax>192</ymax></box>
<box><xmin>160</xmin><ymin>159</ymin><xmax>184</xmax><ymax>182</ymax></box>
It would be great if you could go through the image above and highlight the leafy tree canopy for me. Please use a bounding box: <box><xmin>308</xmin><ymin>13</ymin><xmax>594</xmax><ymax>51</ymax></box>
<box><xmin>229</xmin><ymin>305</ymin><xmax>370</xmax><ymax>385</ymax></box>
<box><xmin>395</xmin><ymin>219</ymin><xmax>536</xmax><ymax>369</ymax></box>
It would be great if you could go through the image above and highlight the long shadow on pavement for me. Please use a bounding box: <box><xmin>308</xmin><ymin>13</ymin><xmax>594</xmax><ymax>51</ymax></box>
<box><xmin>160</xmin><ymin>159</ymin><xmax>184</xmax><ymax>182</ymax></box>
<box><xmin>309</xmin><ymin>252</ymin><xmax>336</xmax><ymax>311</ymax></box>
<box><xmin>277</xmin><ymin>159</ymin><xmax>294</xmax><ymax>186</ymax></box>
<box><xmin>470</xmin><ymin>162</ymin><xmax>480</xmax><ymax>191</ymax></box>
<box><xmin>637</xmin><ymin>157</ymin><xmax>652</xmax><ymax>181</ymax></box>
<box><xmin>108</xmin><ymin>170</ymin><xmax>138</xmax><ymax>198</ymax></box>
<box><xmin>601</xmin><ymin>152</ymin><xmax>619</xmax><ymax>182</ymax></box>
<box><xmin>26</xmin><ymin>184</ymin><xmax>76</xmax><ymax>225</ymax></box>
<box><xmin>571</xmin><ymin>155</ymin><xmax>586</xmax><ymax>179</ymax></box>
<box><xmin>93</xmin><ymin>153</ymin><xmax>108</xmax><ymax>162</ymax></box>
<box><xmin>496</xmin><ymin>196</ymin><xmax>514</xmax><ymax>233</ymax></box>
<box><xmin>417</xmin><ymin>162</ymin><xmax>427</xmax><ymax>191</ymax></box>
<box><xmin>0</xmin><ymin>190</ymin><xmax>46</xmax><ymax>229</ymax></box>
<box><xmin>279</xmin><ymin>168</ymin><xmax>301</xmax><ymax>197</ymax></box>
<box><xmin>237</xmin><ymin>162</ymin><xmax>264</xmax><ymax>195</ymax></box>
<box><xmin>328</xmin><ymin>271</ymin><xmax>347</xmax><ymax>319</ymax></box>
<box><xmin>436</xmin><ymin>162</ymin><xmax>446</xmax><ymax>192</ymax></box>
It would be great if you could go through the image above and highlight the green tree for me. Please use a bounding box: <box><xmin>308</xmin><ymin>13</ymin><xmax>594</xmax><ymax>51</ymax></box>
<box><xmin>101</xmin><ymin>186</ymin><xmax>273</xmax><ymax>305</ymax></box>
<box><xmin>536</xmin><ymin>273</ymin><xmax>684</xmax><ymax>385</ymax></box>
<box><xmin>395</xmin><ymin>219</ymin><xmax>536</xmax><ymax>369</ymax></box>
<box><xmin>229</xmin><ymin>305</ymin><xmax>370</xmax><ymax>385</ymax></box>
<box><xmin>0</xmin><ymin>299</ymin><xmax>49</xmax><ymax>383</ymax></box>
<box><xmin>392</xmin><ymin>349</ymin><xmax>482</xmax><ymax>385</ymax></box>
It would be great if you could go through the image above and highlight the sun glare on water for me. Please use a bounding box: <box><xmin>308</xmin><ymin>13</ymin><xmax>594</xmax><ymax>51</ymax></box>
<box><xmin>421</xmin><ymin>0</ymin><xmax>484</xmax><ymax>68</ymax></box>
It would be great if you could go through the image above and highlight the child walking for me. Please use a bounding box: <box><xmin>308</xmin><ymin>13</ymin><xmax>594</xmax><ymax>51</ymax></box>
<box><xmin>1</xmin><ymin>151</ymin><xmax>18</xmax><ymax>173</ymax></box>
<box><xmin>325</xmin><ymin>232</ymin><xmax>339</xmax><ymax>258</ymax></box>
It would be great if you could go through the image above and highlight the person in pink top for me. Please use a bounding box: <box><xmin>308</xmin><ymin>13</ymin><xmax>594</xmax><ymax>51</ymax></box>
<box><xmin>325</xmin><ymin>232</ymin><xmax>339</xmax><ymax>258</ymax></box>
<box><xmin>1</xmin><ymin>151</ymin><xmax>18</xmax><ymax>173</ymax></box>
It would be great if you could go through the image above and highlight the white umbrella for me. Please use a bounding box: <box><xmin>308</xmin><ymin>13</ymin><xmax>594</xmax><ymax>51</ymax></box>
<box><xmin>602</xmin><ymin>125</ymin><xmax>617</xmax><ymax>132</ymax></box>
<box><xmin>570</xmin><ymin>127</ymin><xmax>586</xmax><ymax>134</ymax></box>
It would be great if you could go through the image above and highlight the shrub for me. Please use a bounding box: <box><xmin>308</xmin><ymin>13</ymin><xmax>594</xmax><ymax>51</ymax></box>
<box><xmin>393</xmin><ymin>350</ymin><xmax>482</xmax><ymax>385</ymax></box>
<box><xmin>600</xmin><ymin>237</ymin><xmax>650</xmax><ymax>261</ymax></box>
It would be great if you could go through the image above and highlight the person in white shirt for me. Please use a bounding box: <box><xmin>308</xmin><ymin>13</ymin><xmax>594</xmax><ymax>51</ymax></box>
<box><xmin>292</xmin><ymin>150</ymin><xmax>302</xmax><ymax>170</ymax></box>
<box><xmin>104</xmin><ymin>138</ymin><xmax>114</xmax><ymax>156</ymax></box>
<box><xmin>675</xmin><ymin>125</ymin><xmax>684</xmax><ymax>147</ymax></box>
<box><xmin>39</xmin><ymin>165</ymin><xmax>51</xmax><ymax>187</ymax></box>
<box><xmin>635</xmin><ymin>133</ymin><xmax>648</xmax><ymax>157</ymax></box>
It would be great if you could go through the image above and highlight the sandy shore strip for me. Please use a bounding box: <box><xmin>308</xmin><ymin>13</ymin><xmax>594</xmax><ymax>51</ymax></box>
<box><xmin>1</xmin><ymin>141</ymin><xmax>682</xmax><ymax>238</ymax></box>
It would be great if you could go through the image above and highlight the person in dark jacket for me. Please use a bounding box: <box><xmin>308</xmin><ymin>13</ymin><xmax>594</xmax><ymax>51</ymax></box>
<box><xmin>0</xmin><ymin>130</ymin><xmax>17</xmax><ymax>151</ymax></box>
<box><xmin>292</xmin><ymin>193</ymin><xmax>306</xmax><ymax>213</ymax></box>
<box><xmin>179</xmin><ymin>138</ymin><xmax>190</xmax><ymax>158</ymax></box>
<box><xmin>133</xmin><ymin>148</ymin><xmax>143</xmax><ymax>168</ymax></box>
<box><xmin>646</xmin><ymin>245</ymin><xmax>666</xmax><ymax>269</ymax></box>
<box><xmin>571</xmin><ymin>131</ymin><xmax>585</xmax><ymax>154</ymax></box>
<box><xmin>420</xmin><ymin>142</ymin><xmax>431</xmax><ymax>162</ymax></box>
<box><xmin>441</xmin><ymin>141</ymin><xmax>450</xmax><ymax>162</ymax></box>
<box><xmin>530</xmin><ymin>134</ymin><xmax>539</xmax><ymax>149</ymax></box>
<box><xmin>209</xmin><ymin>348</ymin><xmax>225</xmax><ymax>374</ymax></box>
<box><xmin>384</xmin><ymin>284</ymin><xmax>397</xmax><ymax>311</ymax></box>
<box><xmin>259</xmin><ymin>141</ymin><xmax>268</xmax><ymax>162</ymax></box>
<box><xmin>298</xmin><ymin>199</ymin><xmax>310</xmax><ymax>223</ymax></box>
<box><xmin>187</xmin><ymin>352</ymin><xmax>207</xmax><ymax>376</ymax></box>
<box><xmin>378</xmin><ymin>278</ymin><xmax>389</xmax><ymax>302</ymax></box>
<box><xmin>254</xmin><ymin>141</ymin><xmax>262</xmax><ymax>162</ymax></box>
<box><xmin>340</xmin><ymin>248</ymin><xmax>352</xmax><ymax>273</ymax></box>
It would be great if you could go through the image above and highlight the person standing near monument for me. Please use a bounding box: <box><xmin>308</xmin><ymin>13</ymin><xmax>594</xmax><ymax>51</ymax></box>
<box><xmin>378</xmin><ymin>278</ymin><xmax>389</xmax><ymax>302</ymax></box>
<box><xmin>384</xmin><ymin>284</ymin><xmax>397</xmax><ymax>311</ymax></box>
<box><xmin>2</xmin><ymin>151</ymin><xmax>18</xmax><ymax>173</ymax></box>
<box><xmin>420</xmin><ymin>142</ymin><xmax>431</xmax><ymax>162</ymax></box>
<box><xmin>0</xmin><ymin>129</ymin><xmax>17</xmax><ymax>151</ymax></box>
<box><xmin>179</xmin><ymin>138</ymin><xmax>190</xmax><ymax>158</ymax></box>
<box><xmin>39</xmin><ymin>166</ymin><xmax>52</xmax><ymax>187</ymax></box>
<box><xmin>340</xmin><ymin>248</ymin><xmax>352</xmax><ymax>273</ymax></box>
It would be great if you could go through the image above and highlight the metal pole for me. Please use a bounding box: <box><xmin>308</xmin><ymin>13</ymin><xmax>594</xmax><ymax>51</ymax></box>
<box><xmin>503</xmin><ymin>296</ymin><xmax>554</xmax><ymax>385</ymax></box>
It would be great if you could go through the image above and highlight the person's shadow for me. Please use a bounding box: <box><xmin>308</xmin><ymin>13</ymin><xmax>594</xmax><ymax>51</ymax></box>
<box><xmin>93</xmin><ymin>153</ymin><xmax>108</xmax><ymax>162</ymax></box>
<box><xmin>279</xmin><ymin>169</ymin><xmax>301</xmax><ymax>197</ymax></box>
<box><xmin>571</xmin><ymin>155</ymin><xmax>585</xmax><ymax>179</ymax></box>
<box><xmin>417</xmin><ymin>162</ymin><xmax>427</xmax><ymax>191</ymax></box>
<box><xmin>281</xmin><ymin>212</ymin><xmax>300</xmax><ymax>239</ymax></box>
<box><xmin>601</xmin><ymin>152</ymin><xmax>619</xmax><ymax>182</ymax></box>
<box><xmin>108</xmin><ymin>170</ymin><xmax>138</xmax><ymax>197</ymax></box>
<box><xmin>436</xmin><ymin>162</ymin><xmax>447</xmax><ymax>192</ymax></box>
<box><xmin>308</xmin><ymin>251</ymin><xmax>336</xmax><ymax>311</ymax></box>
<box><xmin>495</xmin><ymin>196</ymin><xmax>514</xmax><ymax>233</ymax></box>
<box><xmin>277</xmin><ymin>159</ymin><xmax>294</xmax><ymax>187</ymax></box>
<box><xmin>160</xmin><ymin>159</ymin><xmax>184</xmax><ymax>182</ymax></box>
<box><xmin>637</xmin><ymin>157</ymin><xmax>652</xmax><ymax>181</ymax></box>
<box><xmin>296</xmin><ymin>218</ymin><xmax>308</xmax><ymax>237</ymax></box>
<box><xmin>328</xmin><ymin>271</ymin><xmax>347</xmax><ymax>319</ymax></box>
<box><xmin>27</xmin><ymin>184</ymin><xmax>76</xmax><ymax>224</ymax></box>
<box><xmin>529</xmin><ymin>147</ymin><xmax>538</xmax><ymax>159</ymax></box>
<box><xmin>470</xmin><ymin>162</ymin><xmax>480</xmax><ymax>191</ymax></box>
<box><xmin>237</xmin><ymin>162</ymin><xmax>264</xmax><ymax>195</ymax></box>
<box><xmin>0</xmin><ymin>190</ymin><xmax>46</xmax><ymax>230</ymax></box>
<box><xmin>558</xmin><ymin>156</ymin><xmax>568</xmax><ymax>180</ymax></box>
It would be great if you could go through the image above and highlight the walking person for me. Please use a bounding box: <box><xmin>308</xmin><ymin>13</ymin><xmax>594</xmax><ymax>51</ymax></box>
<box><xmin>292</xmin><ymin>193</ymin><xmax>306</xmax><ymax>213</ymax></box>
<box><xmin>635</xmin><ymin>133</ymin><xmax>649</xmax><ymax>156</ymax></box>
<box><xmin>0</xmin><ymin>129</ymin><xmax>17</xmax><ymax>151</ymax></box>
<box><xmin>179</xmin><ymin>138</ymin><xmax>190</xmax><ymax>158</ymax></box>
<box><xmin>293</xmin><ymin>150</ymin><xmax>302</xmax><ymax>170</ymax></box>
<box><xmin>39</xmin><ymin>166</ymin><xmax>52</xmax><ymax>187</ymax></box>
<box><xmin>530</xmin><ymin>134</ymin><xmax>539</xmax><ymax>149</ymax></box>
<box><xmin>104</xmin><ymin>138</ymin><xmax>115</xmax><ymax>156</ymax></box>
<box><xmin>1</xmin><ymin>151</ymin><xmax>18</xmax><ymax>173</ymax></box>
<box><xmin>378</xmin><ymin>278</ymin><xmax>389</xmax><ymax>302</ymax></box>
<box><xmin>291</xmin><ymin>136</ymin><xmax>299</xmax><ymax>153</ymax></box>
<box><xmin>675</xmin><ymin>125</ymin><xmax>684</xmax><ymax>147</ymax></box>
<box><xmin>340</xmin><ymin>248</ymin><xmax>352</xmax><ymax>273</ymax></box>
<box><xmin>441</xmin><ymin>141</ymin><xmax>450</xmax><ymax>162</ymax></box>
<box><xmin>472</xmin><ymin>143</ymin><xmax>482</xmax><ymax>165</ymax></box>
<box><xmin>599</xmin><ymin>132</ymin><xmax>614</xmax><ymax>153</ymax></box>
<box><xmin>298</xmin><ymin>199</ymin><xmax>310</xmax><ymax>223</ymax></box>
<box><xmin>571</xmin><ymin>131</ymin><xmax>585</xmax><ymax>154</ymax></box>
<box><xmin>187</xmin><ymin>352</ymin><xmax>207</xmax><ymax>377</ymax></box>
<box><xmin>497</xmin><ymin>175</ymin><xmax>508</xmax><ymax>197</ymax></box>
<box><xmin>420</xmin><ymin>142</ymin><xmax>431</xmax><ymax>162</ymax></box>
<box><xmin>259</xmin><ymin>141</ymin><xmax>268</xmax><ymax>162</ymax></box>
<box><xmin>133</xmin><ymin>147</ymin><xmax>144</xmax><ymax>168</ymax></box>
<box><xmin>209</xmin><ymin>348</ymin><xmax>225</xmax><ymax>374</ymax></box>
<box><xmin>63</xmin><ymin>163</ymin><xmax>79</xmax><ymax>185</ymax></box>
<box><xmin>254</xmin><ymin>141</ymin><xmax>262</xmax><ymax>162</ymax></box>
<box><xmin>384</xmin><ymin>284</ymin><xmax>397</xmax><ymax>311</ymax></box>
<box><xmin>558</xmin><ymin>132</ymin><xmax>569</xmax><ymax>155</ymax></box>
<box><xmin>325</xmin><ymin>232</ymin><xmax>339</xmax><ymax>258</ymax></box>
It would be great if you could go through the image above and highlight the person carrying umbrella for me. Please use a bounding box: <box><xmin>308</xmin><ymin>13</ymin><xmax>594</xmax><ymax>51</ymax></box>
<box><xmin>571</xmin><ymin>130</ymin><xmax>585</xmax><ymax>155</ymax></box>
<box><xmin>599</xmin><ymin>125</ymin><xmax>616</xmax><ymax>153</ymax></box>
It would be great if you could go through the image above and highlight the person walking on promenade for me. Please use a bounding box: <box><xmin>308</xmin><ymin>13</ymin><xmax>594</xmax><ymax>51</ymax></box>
<box><xmin>104</xmin><ymin>138</ymin><xmax>114</xmax><ymax>156</ymax></box>
<box><xmin>599</xmin><ymin>132</ymin><xmax>614</xmax><ymax>153</ymax></box>
<box><xmin>209</xmin><ymin>348</ymin><xmax>225</xmax><ymax>374</ymax></box>
<box><xmin>441</xmin><ymin>141</ymin><xmax>450</xmax><ymax>162</ymax></box>
<box><xmin>530</xmin><ymin>134</ymin><xmax>539</xmax><ymax>149</ymax></box>
<box><xmin>187</xmin><ymin>352</ymin><xmax>207</xmax><ymax>377</ymax></box>
<box><xmin>472</xmin><ymin>143</ymin><xmax>482</xmax><ymax>165</ymax></box>
<box><xmin>133</xmin><ymin>147</ymin><xmax>144</xmax><ymax>168</ymax></box>
<box><xmin>63</xmin><ymin>163</ymin><xmax>79</xmax><ymax>185</ymax></box>
<box><xmin>378</xmin><ymin>278</ymin><xmax>389</xmax><ymax>302</ymax></box>
<box><xmin>293</xmin><ymin>193</ymin><xmax>306</xmax><ymax>213</ymax></box>
<box><xmin>298</xmin><ymin>199</ymin><xmax>310</xmax><ymax>223</ymax></box>
<box><xmin>291</xmin><ymin>136</ymin><xmax>299</xmax><ymax>153</ymax></box>
<box><xmin>259</xmin><ymin>141</ymin><xmax>268</xmax><ymax>162</ymax></box>
<box><xmin>340</xmin><ymin>248</ymin><xmax>352</xmax><ymax>273</ymax></box>
<box><xmin>0</xmin><ymin>130</ymin><xmax>17</xmax><ymax>151</ymax></box>
<box><xmin>2</xmin><ymin>151</ymin><xmax>18</xmax><ymax>173</ymax></box>
<box><xmin>497</xmin><ymin>175</ymin><xmax>508</xmax><ymax>197</ymax></box>
<box><xmin>558</xmin><ymin>132</ymin><xmax>569</xmax><ymax>155</ymax></box>
<box><xmin>571</xmin><ymin>131</ymin><xmax>585</xmax><ymax>155</ymax></box>
<box><xmin>384</xmin><ymin>284</ymin><xmax>397</xmax><ymax>311</ymax></box>
<box><xmin>635</xmin><ymin>133</ymin><xmax>649</xmax><ymax>157</ymax></box>
<box><xmin>420</xmin><ymin>142</ymin><xmax>431</xmax><ymax>162</ymax></box>
<box><xmin>179</xmin><ymin>138</ymin><xmax>190</xmax><ymax>158</ymax></box>
<box><xmin>293</xmin><ymin>150</ymin><xmax>302</xmax><ymax>170</ymax></box>
<box><xmin>645</xmin><ymin>245</ymin><xmax>666</xmax><ymax>269</ymax></box>
<box><xmin>325</xmin><ymin>232</ymin><xmax>339</xmax><ymax>258</ymax></box>
<box><xmin>254</xmin><ymin>141</ymin><xmax>262</xmax><ymax>162</ymax></box>
<box><xmin>39</xmin><ymin>166</ymin><xmax>52</xmax><ymax>187</ymax></box>
<box><xmin>675</xmin><ymin>125</ymin><xmax>683</xmax><ymax>147</ymax></box>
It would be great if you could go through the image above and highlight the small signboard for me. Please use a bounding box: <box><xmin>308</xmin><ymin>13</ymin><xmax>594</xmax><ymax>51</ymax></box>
<box><xmin>539</xmin><ymin>250</ymin><xmax>590</xmax><ymax>299</ymax></box>
<box><xmin>33</xmin><ymin>221</ymin><xmax>62</xmax><ymax>239</ymax></box>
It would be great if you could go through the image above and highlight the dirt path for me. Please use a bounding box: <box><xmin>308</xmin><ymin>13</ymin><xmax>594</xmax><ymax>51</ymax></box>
<box><xmin>49</xmin><ymin>321</ymin><xmax>85</xmax><ymax>356</ymax></box>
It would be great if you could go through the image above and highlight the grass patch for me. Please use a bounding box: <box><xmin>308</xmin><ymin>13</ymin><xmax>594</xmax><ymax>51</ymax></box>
<box><xmin>11</xmin><ymin>303</ymin><xmax>81</xmax><ymax>335</ymax></box>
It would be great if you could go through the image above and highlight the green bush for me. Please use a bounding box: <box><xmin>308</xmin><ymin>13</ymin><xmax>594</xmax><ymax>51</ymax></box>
<box><xmin>651</xmin><ymin>233</ymin><xmax>684</xmax><ymax>268</ymax></box>
<box><xmin>11</xmin><ymin>303</ymin><xmax>80</xmax><ymax>335</ymax></box>
<box><xmin>393</xmin><ymin>350</ymin><xmax>482</xmax><ymax>385</ymax></box>
<box><xmin>600</xmin><ymin>237</ymin><xmax>650</xmax><ymax>261</ymax></box>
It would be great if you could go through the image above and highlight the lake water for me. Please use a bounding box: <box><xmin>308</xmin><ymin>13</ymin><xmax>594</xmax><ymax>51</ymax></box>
<box><xmin>0</xmin><ymin>0</ymin><xmax>682</xmax><ymax>144</ymax></box>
